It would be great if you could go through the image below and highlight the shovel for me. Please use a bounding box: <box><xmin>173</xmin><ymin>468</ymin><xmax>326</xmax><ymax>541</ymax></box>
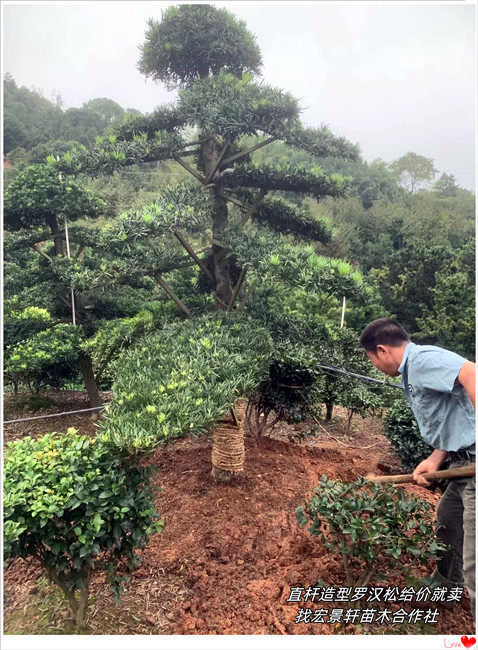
<box><xmin>365</xmin><ymin>463</ymin><xmax>475</xmax><ymax>485</ymax></box>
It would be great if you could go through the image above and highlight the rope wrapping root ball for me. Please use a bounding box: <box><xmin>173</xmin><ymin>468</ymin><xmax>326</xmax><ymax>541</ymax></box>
<box><xmin>211</xmin><ymin>423</ymin><xmax>245</xmax><ymax>472</ymax></box>
<box><xmin>211</xmin><ymin>400</ymin><xmax>247</xmax><ymax>482</ymax></box>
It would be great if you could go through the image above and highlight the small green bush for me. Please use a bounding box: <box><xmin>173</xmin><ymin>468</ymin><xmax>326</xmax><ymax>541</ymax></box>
<box><xmin>384</xmin><ymin>396</ymin><xmax>433</xmax><ymax>471</ymax></box>
<box><xmin>4</xmin><ymin>430</ymin><xmax>163</xmax><ymax>629</ymax></box>
<box><xmin>296</xmin><ymin>475</ymin><xmax>443</xmax><ymax>588</ymax></box>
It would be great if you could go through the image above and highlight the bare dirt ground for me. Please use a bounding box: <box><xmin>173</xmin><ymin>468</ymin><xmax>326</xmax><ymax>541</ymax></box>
<box><xmin>3</xmin><ymin>391</ymin><xmax>475</xmax><ymax>636</ymax></box>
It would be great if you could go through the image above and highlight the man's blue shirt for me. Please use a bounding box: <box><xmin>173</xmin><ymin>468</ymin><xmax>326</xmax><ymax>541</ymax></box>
<box><xmin>398</xmin><ymin>342</ymin><xmax>475</xmax><ymax>453</ymax></box>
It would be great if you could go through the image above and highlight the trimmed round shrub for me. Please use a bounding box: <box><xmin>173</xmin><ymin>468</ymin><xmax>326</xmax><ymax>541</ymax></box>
<box><xmin>3</xmin><ymin>306</ymin><xmax>53</xmax><ymax>348</ymax></box>
<box><xmin>4</xmin><ymin>430</ymin><xmax>163</xmax><ymax>628</ymax></box>
<box><xmin>4</xmin><ymin>323</ymin><xmax>83</xmax><ymax>391</ymax></box>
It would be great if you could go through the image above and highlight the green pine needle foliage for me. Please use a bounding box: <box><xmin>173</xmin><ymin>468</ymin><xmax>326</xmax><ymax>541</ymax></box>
<box><xmin>138</xmin><ymin>5</ymin><xmax>262</xmax><ymax>88</ymax></box>
<box><xmin>99</xmin><ymin>314</ymin><xmax>272</xmax><ymax>453</ymax></box>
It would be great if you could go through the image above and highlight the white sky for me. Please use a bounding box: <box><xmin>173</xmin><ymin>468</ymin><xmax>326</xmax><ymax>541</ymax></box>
<box><xmin>2</xmin><ymin>1</ymin><xmax>477</xmax><ymax>190</ymax></box>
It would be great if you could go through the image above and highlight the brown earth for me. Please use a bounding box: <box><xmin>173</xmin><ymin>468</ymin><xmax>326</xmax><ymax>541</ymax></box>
<box><xmin>3</xmin><ymin>391</ymin><xmax>476</xmax><ymax>636</ymax></box>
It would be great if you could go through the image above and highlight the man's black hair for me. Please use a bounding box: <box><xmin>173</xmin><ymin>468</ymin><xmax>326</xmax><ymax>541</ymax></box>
<box><xmin>359</xmin><ymin>318</ymin><xmax>410</xmax><ymax>352</ymax></box>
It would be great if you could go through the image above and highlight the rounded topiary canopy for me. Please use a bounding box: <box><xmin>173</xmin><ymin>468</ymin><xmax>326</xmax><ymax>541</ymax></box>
<box><xmin>3</xmin><ymin>164</ymin><xmax>104</xmax><ymax>231</ymax></box>
<box><xmin>138</xmin><ymin>4</ymin><xmax>262</xmax><ymax>88</ymax></box>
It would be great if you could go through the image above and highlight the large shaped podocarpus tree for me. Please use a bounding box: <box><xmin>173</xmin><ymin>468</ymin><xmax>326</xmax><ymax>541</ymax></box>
<box><xmin>56</xmin><ymin>5</ymin><xmax>359</xmax><ymax>307</ymax></box>
<box><xmin>54</xmin><ymin>5</ymin><xmax>364</xmax><ymax>480</ymax></box>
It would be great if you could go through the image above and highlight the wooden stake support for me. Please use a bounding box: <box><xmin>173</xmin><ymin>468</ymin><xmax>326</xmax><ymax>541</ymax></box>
<box><xmin>218</xmin><ymin>191</ymin><xmax>249</xmax><ymax>210</ymax></box>
<box><xmin>222</xmin><ymin>136</ymin><xmax>278</xmax><ymax>166</ymax></box>
<box><xmin>154</xmin><ymin>274</ymin><xmax>191</xmax><ymax>317</ymax></box>
<box><xmin>241</xmin><ymin>189</ymin><xmax>267</xmax><ymax>226</ymax></box>
<box><xmin>174</xmin><ymin>156</ymin><xmax>207</xmax><ymax>185</ymax></box>
<box><xmin>173</xmin><ymin>229</ymin><xmax>215</xmax><ymax>283</ymax></box>
<box><xmin>227</xmin><ymin>267</ymin><xmax>247</xmax><ymax>312</ymax></box>
<box><xmin>29</xmin><ymin>244</ymin><xmax>53</xmax><ymax>262</ymax></box>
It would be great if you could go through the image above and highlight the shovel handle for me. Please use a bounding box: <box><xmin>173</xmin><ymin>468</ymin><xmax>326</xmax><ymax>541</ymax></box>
<box><xmin>366</xmin><ymin>463</ymin><xmax>475</xmax><ymax>485</ymax></box>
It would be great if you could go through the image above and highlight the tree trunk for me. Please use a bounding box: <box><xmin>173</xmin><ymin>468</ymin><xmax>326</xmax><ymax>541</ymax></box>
<box><xmin>347</xmin><ymin>409</ymin><xmax>353</xmax><ymax>432</ymax></box>
<box><xmin>75</xmin><ymin>588</ymin><xmax>89</xmax><ymax>629</ymax></box>
<box><xmin>46</xmin><ymin>566</ymin><xmax>80</xmax><ymax>623</ymax></box>
<box><xmin>212</xmin><ymin>192</ymin><xmax>232</xmax><ymax>305</ymax></box>
<box><xmin>204</xmin><ymin>138</ymin><xmax>232</xmax><ymax>306</ymax></box>
<box><xmin>325</xmin><ymin>400</ymin><xmax>334</xmax><ymax>422</ymax></box>
<box><xmin>325</xmin><ymin>378</ymin><xmax>335</xmax><ymax>421</ymax></box>
<box><xmin>46</xmin><ymin>214</ymin><xmax>65</xmax><ymax>257</ymax></box>
<box><xmin>211</xmin><ymin>465</ymin><xmax>240</xmax><ymax>483</ymax></box>
<box><xmin>79</xmin><ymin>353</ymin><xmax>102</xmax><ymax>408</ymax></box>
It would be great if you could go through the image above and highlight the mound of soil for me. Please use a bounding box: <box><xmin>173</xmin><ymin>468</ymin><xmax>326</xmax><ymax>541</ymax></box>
<box><xmin>3</xmin><ymin>392</ymin><xmax>475</xmax><ymax>636</ymax></box>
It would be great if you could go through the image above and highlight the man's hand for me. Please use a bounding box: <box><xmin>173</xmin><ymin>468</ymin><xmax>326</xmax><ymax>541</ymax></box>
<box><xmin>413</xmin><ymin>449</ymin><xmax>449</xmax><ymax>486</ymax></box>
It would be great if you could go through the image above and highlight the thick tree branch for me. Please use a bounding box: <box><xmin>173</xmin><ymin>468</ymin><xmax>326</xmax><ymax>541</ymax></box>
<box><xmin>233</xmin><ymin>178</ymin><xmax>341</xmax><ymax>196</ymax></box>
<box><xmin>176</xmin><ymin>149</ymin><xmax>201</xmax><ymax>157</ymax></box>
<box><xmin>222</xmin><ymin>136</ymin><xmax>278</xmax><ymax>166</ymax></box>
<box><xmin>74</xmin><ymin>244</ymin><xmax>86</xmax><ymax>260</ymax></box>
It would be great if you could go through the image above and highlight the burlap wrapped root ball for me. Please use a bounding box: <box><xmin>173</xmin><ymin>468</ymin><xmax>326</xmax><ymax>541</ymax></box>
<box><xmin>211</xmin><ymin>402</ymin><xmax>246</xmax><ymax>483</ymax></box>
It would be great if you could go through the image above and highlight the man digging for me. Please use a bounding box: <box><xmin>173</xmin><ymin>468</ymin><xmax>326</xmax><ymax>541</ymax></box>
<box><xmin>360</xmin><ymin>318</ymin><xmax>476</xmax><ymax>619</ymax></box>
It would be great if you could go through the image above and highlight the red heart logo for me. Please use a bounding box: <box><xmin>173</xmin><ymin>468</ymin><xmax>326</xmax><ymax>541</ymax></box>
<box><xmin>461</xmin><ymin>637</ymin><xmax>476</xmax><ymax>649</ymax></box>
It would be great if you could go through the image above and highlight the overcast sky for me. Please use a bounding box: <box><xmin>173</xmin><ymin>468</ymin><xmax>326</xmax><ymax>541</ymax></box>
<box><xmin>2</xmin><ymin>1</ymin><xmax>476</xmax><ymax>190</ymax></box>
